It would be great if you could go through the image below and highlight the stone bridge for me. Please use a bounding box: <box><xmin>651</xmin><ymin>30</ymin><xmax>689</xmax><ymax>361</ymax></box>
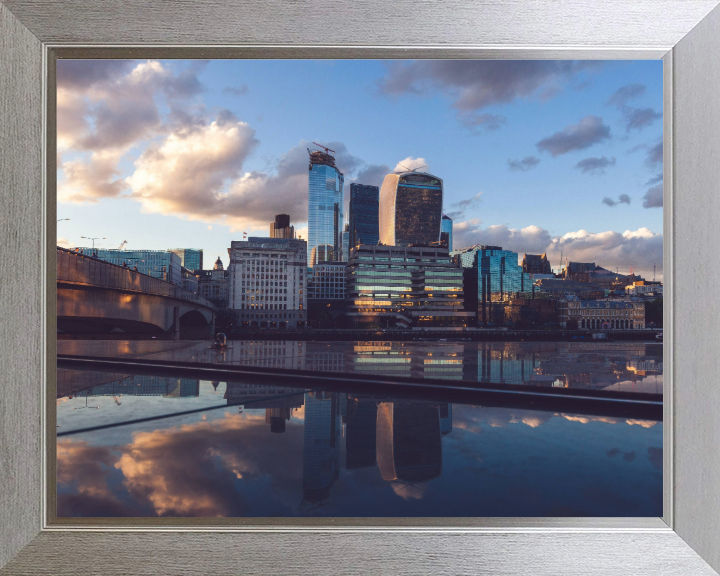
<box><xmin>57</xmin><ymin>247</ymin><xmax>217</xmax><ymax>338</ymax></box>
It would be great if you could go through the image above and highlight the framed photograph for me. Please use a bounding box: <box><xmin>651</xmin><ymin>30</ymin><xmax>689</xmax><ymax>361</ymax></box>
<box><xmin>2</xmin><ymin>1</ymin><xmax>720</xmax><ymax>574</ymax></box>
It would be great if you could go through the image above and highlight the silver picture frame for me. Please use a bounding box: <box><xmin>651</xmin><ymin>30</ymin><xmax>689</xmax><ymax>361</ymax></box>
<box><xmin>1</xmin><ymin>0</ymin><xmax>719</xmax><ymax>573</ymax></box>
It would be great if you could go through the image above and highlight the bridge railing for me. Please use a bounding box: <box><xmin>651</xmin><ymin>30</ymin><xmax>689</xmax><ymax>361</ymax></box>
<box><xmin>57</xmin><ymin>247</ymin><xmax>216</xmax><ymax>309</ymax></box>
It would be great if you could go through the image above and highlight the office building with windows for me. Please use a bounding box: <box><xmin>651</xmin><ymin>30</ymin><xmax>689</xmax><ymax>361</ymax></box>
<box><xmin>227</xmin><ymin>237</ymin><xmax>307</xmax><ymax>329</ymax></box>
<box><xmin>270</xmin><ymin>213</ymin><xmax>295</xmax><ymax>239</ymax></box>
<box><xmin>341</xmin><ymin>223</ymin><xmax>350</xmax><ymax>262</ymax></box>
<box><xmin>169</xmin><ymin>248</ymin><xmax>203</xmax><ymax>273</ymax></box>
<box><xmin>453</xmin><ymin>245</ymin><xmax>531</xmax><ymax>325</ymax></box>
<box><xmin>307</xmin><ymin>148</ymin><xmax>344</xmax><ymax>266</ymax></box>
<box><xmin>522</xmin><ymin>253</ymin><xmax>551</xmax><ymax>275</ymax></box>
<box><xmin>348</xmin><ymin>183</ymin><xmax>380</xmax><ymax>248</ymax></box>
<box><xmin>441</xmin><ymin>214</ymin><xmax>453</xmax><ymax>250</ymax></box>
<box><xmin>379</xmin><ymin>172</ymin><xmax>443</xmax><ymax>246</ymax></box>
<box><xmin>345</xmin><ymin>244</ymin><xmax>473</xmax><ymax>328</ymax></box>
<box><xmin>75</xmin><ymin>248</ymin><xmax>182</xmax><ymax>286</ymax></box>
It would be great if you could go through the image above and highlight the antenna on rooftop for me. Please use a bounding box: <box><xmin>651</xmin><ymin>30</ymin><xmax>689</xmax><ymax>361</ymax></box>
<box><xmin>394</xmin><ymin>162</ymin><xmax>427</xmax><ymax>174</ymax></box>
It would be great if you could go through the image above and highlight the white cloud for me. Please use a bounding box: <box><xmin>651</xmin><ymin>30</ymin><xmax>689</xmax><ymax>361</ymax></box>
<box><xmin>453</xmin><ymin>223</ymin><xmax>662</xmax><ymax>278</ymax></box>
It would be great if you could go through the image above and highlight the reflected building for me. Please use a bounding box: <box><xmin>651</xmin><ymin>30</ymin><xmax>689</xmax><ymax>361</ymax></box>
<box><xmin>224</xmin><ymin>381</ymin><xmax>305</xmax><ymax>409</ymax></box>
<box><xmin>265</xmin><ymin>407</ymin><xmax>292</xmax><ymax>433</ymax></box>
<box><xmin>376</xmin><ymin>401</ymin><xmax>442</xmax><ymax>483</ymax></box>
<box><xmin>345</xmin><ymin>396</ymin><xmax>377</xmax><ymax>470</ymax></box>
<box><xmin>83</xmin><ymin>375</ymin><xmax>200</xmax><ymax>397</ymax></box>
<box><xmin>308</xmin><ymin>148</ymin><xmax>344</xmax><ymax>266</ymax></box>
<box><xmin>379</xmin><ymin>172</ymin><xmax>443</xmax><ymax>246</ymax></box>
<box><xmin>302</xmin><ymin>391</ymin><xmax>341</xmax><ymax>504</ymax></box>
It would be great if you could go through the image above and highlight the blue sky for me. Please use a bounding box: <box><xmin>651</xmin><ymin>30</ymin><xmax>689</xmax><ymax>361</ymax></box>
<box><xmin>57</xmin><ymin>59</ymin><xmax>663</xmax><ymax>277</ymax></box>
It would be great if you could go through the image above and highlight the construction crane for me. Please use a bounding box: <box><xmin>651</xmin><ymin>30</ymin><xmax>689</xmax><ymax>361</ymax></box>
<box><xmin>311</xmin><ymin>142</ymin><xmax>335</xmax><ymax>155</ymax></box>
<box><xmin>118</xmin><ymin>240</ymin><xmax>128</xmax><ymax>250</ymax></box>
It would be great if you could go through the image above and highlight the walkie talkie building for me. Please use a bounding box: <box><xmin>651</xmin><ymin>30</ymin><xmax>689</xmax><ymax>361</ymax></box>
<box><xmin>307</xmin><ymin>148</ymin><xmax>344</xmax><ymax>266</ymax></box>
<box><xmin>379</xmin><ymin>172</ymin><xmax>443</xmax><ymax>247</ymax></box>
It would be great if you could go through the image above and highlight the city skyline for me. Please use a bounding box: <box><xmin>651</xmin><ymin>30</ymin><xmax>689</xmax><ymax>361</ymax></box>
<box><xmin>57</xmin><ymin>59</ymin><xmax>663</xmax><ymax>278</ymax></box>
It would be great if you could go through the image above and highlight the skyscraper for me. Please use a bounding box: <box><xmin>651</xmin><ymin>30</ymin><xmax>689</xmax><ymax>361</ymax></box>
<box><xmin>270</xmin><ymin>214</ymin><xmax>295</xmax><ymax>239</ymax></box>
<box><xmin>341</xmin><ymin>223</ymin><xmax>350</xmax><ymax>262</ymax></box>
<box><xmin>379</xmin><ymin>171</ymin><xmax>443</xmax><ymax>246</ymax></box>
<box><xmin>441</xmin><ymin>214</ymin><xmax>453</xmax><ymax>251</ymax></box>
<box><xmin>307</xmin><ymin>147</ymin><xmax>344</xmax><ymax>266</ymax></box>
<box><xmin>169</xmin><ymin>248</ymin><xmax>204</xmax><ymax>273</ymax></box>
<box><xmin>348</xmin><ymin>183</ymin><xmax>379</xmax><ymax>248</ymax></box>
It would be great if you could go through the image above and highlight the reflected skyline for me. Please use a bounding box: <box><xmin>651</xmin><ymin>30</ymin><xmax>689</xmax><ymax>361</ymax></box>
<box><xmin>56</xmin><ymin>367</ymin><xmax>661</xmax><ymax>518</ymax></box>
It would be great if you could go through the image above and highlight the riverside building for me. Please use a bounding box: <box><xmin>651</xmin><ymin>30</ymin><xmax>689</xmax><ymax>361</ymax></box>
<box><xmin>558</xmin><ymin>294</ymin><xmax>645</xmax><ymax>329</ymax></box>
<box><xmin>227</xmin><ymin>237</ymin><xmax>307</xmax><ymax>329</ymax></box>
<box><xmin>75</xmin><ymin>248</ymin><xmax>182</xmax><ymax>286</ymax></box>
<box><xmin>379</xmin><ymin>172</ymin><xmax>443</xmax><ymax>247</ymax></box>
<box><xmin>345</xmin><ymin>244</ymin><xmax>473</xmax><ymax>328</ymax></box>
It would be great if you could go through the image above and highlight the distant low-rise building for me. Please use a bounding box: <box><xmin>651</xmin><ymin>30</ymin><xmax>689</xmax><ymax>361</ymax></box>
<box><xmin>558</xmin><ymin>294</ymin><xmax>645</xmax><ymax>329</ymax></box>
<box><xmin>181</xmin><ymin>267</ymin><xmax>199</xmax><ymax>293</ymax></box>
<box><xmin>346</xmin><ymin>244</ymin><xmax>473</xmax><ymax>328</ymax></box>
<box><xmin>625</xmin><ymin>281</ymin><xmax>663</xmax><ymax>296</ymax></box>
<box><xmin>533</xmin><ymin>278</ymin><xmax>606</xmax><ymax>300</ymax></box>
<box><xmin>522</xmin><ymin>253</ymin><xmax>551</xmax><ymax>274</ymax></box>
<box><xmin>228</xmin><ymin>237</ymin><xmax>308</xmax><ymax>329</ymax></box>
<box><xmin>75</xmin><ymin>248</ymin><xmax>182</xmax><ymax>286</ymax></box>
<box><xmin>197</xmin><ymin>257</ymin><xmax>229</xmax><ymax>306</ymax></box>
<box><xmin>504</xmin><ymin>297</ymin><xmax>558</xmax><ymax>327</ymax></box>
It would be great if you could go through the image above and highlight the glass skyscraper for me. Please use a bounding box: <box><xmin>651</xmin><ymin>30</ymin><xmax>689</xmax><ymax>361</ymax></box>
<box><xmin>441</xmin><ymin>215</ymin><xmax>453</xmax><ymax>251</ymax></box>
<box><xmin>454</xmin><ymin>245</ymin><xmax>531</xmax><ymax>300</ymax></box>
<box><xmin>379</xmin><ymin>172</ymin><xmax>443</xmax><ymax>246</ymax></box>
<box><xmin>348</xmin><ymin>183</ymin><xmax>379</xmax><ymax>248</ymax></box>
<box><xmin>307</xmin><ymin>149</ymin><xmax>344</xmax><ymax>266</ymax></box>
<box><xmin>169</xmin><ymin>248</ymin><xmax>203</xmax><ymax>273</ymax></box>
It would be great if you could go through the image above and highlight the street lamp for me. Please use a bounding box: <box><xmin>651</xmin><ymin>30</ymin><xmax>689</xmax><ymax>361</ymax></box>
<box><xmin>80</xmin><ymin>236</ymin><xmax>106</xmax><ymax>250</ymax></box>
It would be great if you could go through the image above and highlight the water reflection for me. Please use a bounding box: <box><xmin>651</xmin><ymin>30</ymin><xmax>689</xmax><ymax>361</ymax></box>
<box><xmin>58</xmin><ymin>340</ymin><xmax>663</xmax><ymax>394</ymax></box>
<box><xmin>56</xmin><ymin>367</ymin><xmax>662</xmax><ymax>518</ymax></box>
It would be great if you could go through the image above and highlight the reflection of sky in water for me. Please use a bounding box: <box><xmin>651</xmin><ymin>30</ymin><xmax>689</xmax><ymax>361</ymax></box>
<box><xmin>58</xmin><ymin>340</ymin><xmax>663</xmax><ymax>394</ymax></box>
<box><xmin>56</xmin><ymin>370</ymin><xmax>662</xmax><ymax>518</ymax></box>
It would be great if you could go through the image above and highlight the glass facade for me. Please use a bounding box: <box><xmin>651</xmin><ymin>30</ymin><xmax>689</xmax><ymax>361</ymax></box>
<box><xmin>308</xmin><ymin>150</ymin><xmax>344</xmax><ymax>267</ymax></box>
<box><xmin>341</xmin><ymin>223</ymin><xmax>349</xmax><ymax>262</ymax></box>
<box><xmin>76</xmin><ymin>248</ymin><xmax>182</xmax><ymax>286</ymax></box>
<box><xmin>169</xmin><ymin>248</ymin><xmax>203</xmax><ymax>273</ymax></box>
<box><xmin>454</xmin><ymin>245</ymin><xmax>531</xmax><ymax>301</ymax></box>
<box><xmin>441</xmin><ymin>215</ymin><xmax>453</xmax><ymax>251</ymax></box>
<box><xmin>346</xmin><ymin>244</ymin><xmax>473</xmax><ymax>328</ymax></box>
<box><xmin>348</xmin><ymin>183</ymin><xmax>379</xmax><ymax>248</ymax></box>
<box><xmin>379</xmin><ymin>172</ymin><xmax>443</xmax><ymax>247</ymax></box>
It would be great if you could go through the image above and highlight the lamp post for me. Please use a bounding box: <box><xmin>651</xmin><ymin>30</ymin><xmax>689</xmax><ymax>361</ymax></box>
<box><xmin>80</xmin><ymin>236</ymin><xmax>106</xmax><ymax>251</ymax></box>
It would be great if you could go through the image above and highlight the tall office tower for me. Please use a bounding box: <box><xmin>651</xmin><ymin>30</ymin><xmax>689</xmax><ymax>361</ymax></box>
<box><xmin>270</xmin><ymin>214</ymin><xmax>295</xmax><ymax>239</ymax></box>
<box><xmin>379</xmin><ymin>171</ymin><xmax>443</xmax><ymax>246</ymax></box>
<box><xmin>341</xmin><ymin>223</ymin><xmax>350</xmax><ymax>262</ymax></box>
<box><xmin>169</xmin><ymin>248</ymin><xmax>204</xmax><ymax>273</ymax></box>
<box><xmin>307</xmin><ymin>147</ymin><xmax>344</xmax><ymax>266</ymax></box>
<box><xmin>441</xmin><ymin>215</ymin><xmax>453</xmax><ymax>251</ymax></box>
<box><xmin>348</xmin><ymin>183</ymin><xmax>379</xmax><ymax>248</ymax></box>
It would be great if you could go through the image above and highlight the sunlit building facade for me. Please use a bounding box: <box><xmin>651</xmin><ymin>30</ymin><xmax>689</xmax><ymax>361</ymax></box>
<box><xmin>308</xmin><ymin>149</ymin><xmax>344</xmax><ymax>266</ymax></box>
<box><xmin>345</xmin><ymin>244</ymin><xmax>473</xmax><ymax>328</ymax></box>
<box><xmin>227</xmin><ymin>237</ymin><xmax>307</xmax><ymax>329</ymax></box>
<box><xmin>379</xmin><ymin>172</ymin><xmax>443</xmax><ymax>246</ymax></box>
<box><xmin>349</xmin><ymin>183</ymin><xmax>380</xmax><ymax>247</ymax></box>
